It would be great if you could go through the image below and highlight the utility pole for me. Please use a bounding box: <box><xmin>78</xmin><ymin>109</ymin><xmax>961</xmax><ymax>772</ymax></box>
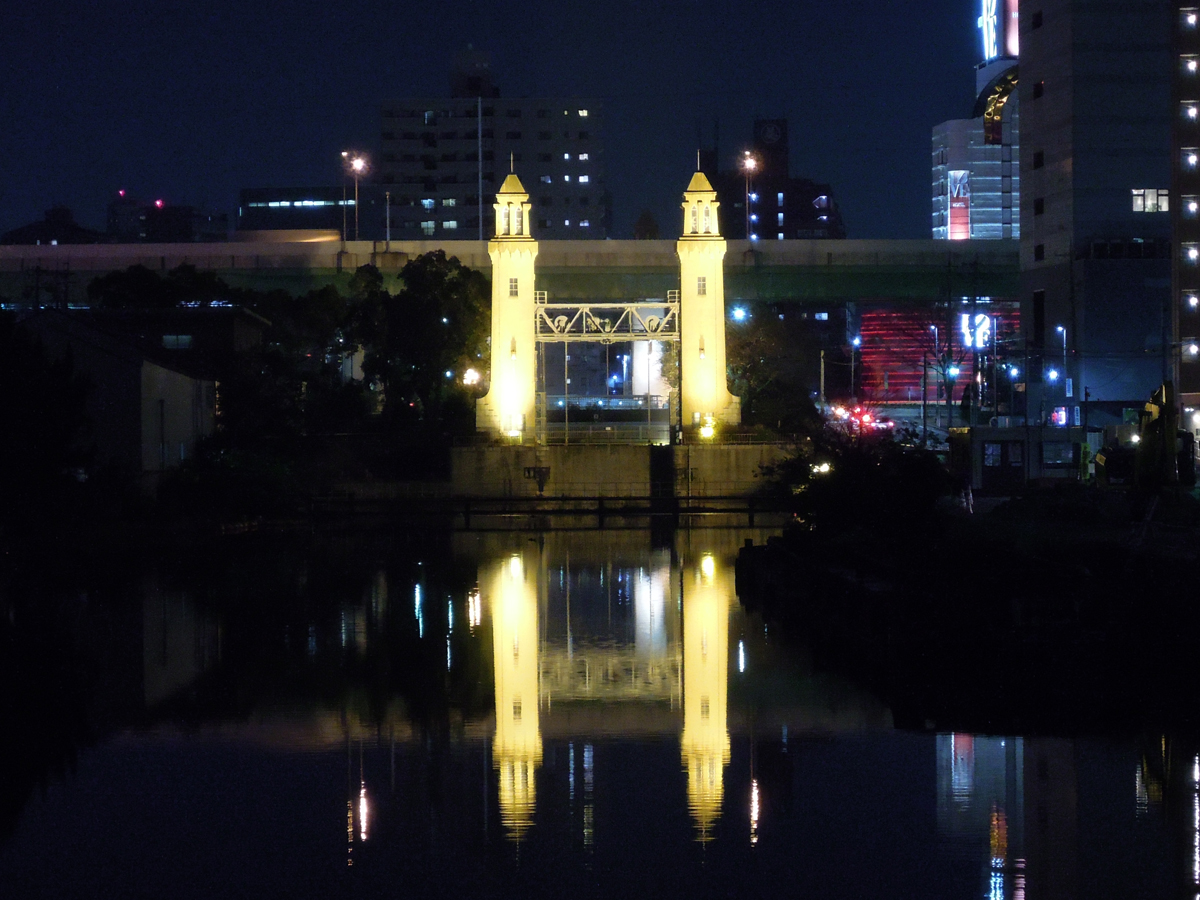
<box><xmin>385</xmin><ymin>191</ymin><xmax>391</xmax><ymax>251</ymax></box>
<box><xmin>819</xmin><ymin>349</ymin><xmax>826</xmax><ymax>412</ymax></box>
<box><xmin>922</xmin><ymin>353</ymin><xmax>928</xmax><ymax>446</ymax></box>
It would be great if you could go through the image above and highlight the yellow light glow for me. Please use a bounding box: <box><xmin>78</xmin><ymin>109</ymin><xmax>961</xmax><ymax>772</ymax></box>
<box><xmin>509</xmin><ymin>554</ymin><xmax>523</xmax><ymax>579</ymax></box>
<box><xmin>359</xmin><ymin>783</ymin><xmax>369</xmax><ymax>841</ymax></box>
<box><xmin>700</xmin><ymin>554</ymin><xmax>715</xmax><ymax>581</ymax></box>
<box><xmin>463</xmin><ymin>368</ymin><xmax>481</xmax><ymax>386</ymax></box>
<box><xmin>750</xmin><ymin>778</ymin><xmax>760</xmax><ymax>845</ymax></box>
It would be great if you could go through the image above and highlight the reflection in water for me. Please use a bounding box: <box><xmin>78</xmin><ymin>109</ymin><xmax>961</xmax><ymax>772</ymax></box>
<box><xmin>936</xmin><ymin>734</ymin><xmax>1027</xmax><ymax>900</ymax></box>
<box><xmin>1</xmin><ymin>529</ymin><xmax>1185</xmax><ymax>898</ymax></box>
<box><xmin>680</xmin><ymin>550</ymin><xmax>731</xmax><ymax>841</ymax></box>
<box><xmin>474</xmin><ymin>531</ymin><xmax>743</xmax><ymax>842</ymax></box>
<box><xmin>487</xmin><ymin>549</ymin><xmax>542</xmax><ymax>840</ymax></box>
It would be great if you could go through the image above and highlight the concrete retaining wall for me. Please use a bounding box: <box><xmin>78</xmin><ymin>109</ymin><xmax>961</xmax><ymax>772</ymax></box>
<box><xmin>451</xmin><ymin>442</ymin><xmax>793</xmax><ymax>498</ymax></box>
<box><xmin>451</xmin><ymin>445</ymin><xmax>652</xmax><ymax>497</ymax></box>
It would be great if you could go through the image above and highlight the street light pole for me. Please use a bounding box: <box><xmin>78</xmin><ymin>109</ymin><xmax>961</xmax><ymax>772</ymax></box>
<box><xmin>385</xmin><ymin>190</ymin><xmax>391</xmax><ymax>250</ymax></box>
<box><xmin>1057</xmin><ymin>324</ymin><xmax>1068</xmax><ymax>397</ymax></box>
<box><xmin>740</xmin><ymin>151</ymin><xmax>758</xmax><ymax>240</ymax></box>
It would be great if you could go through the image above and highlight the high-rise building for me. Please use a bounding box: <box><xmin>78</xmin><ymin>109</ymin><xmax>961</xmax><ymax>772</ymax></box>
<box><xmin>703</xmin><ymin>119</ymin><xmax>845</xmax><ymax>240</ymax></box>
<box><xmin>378</xmin><ymin>52</ymin><xmax>610</xmax><ymax>240</ymax></box>
<box><xmin>1174</xmin><ymin>6</ymin><xmax>1200</xmax><ymax>410</ymax></box>
<box><xmin>1020</xmin><ymin>1</ymin><xmax>1173</xmax><ymax>412</ymax></box>
<box><xmin>932</xmin><ymin>2</ymin><xmax>1020</xmax><ymax>240</ymax></box>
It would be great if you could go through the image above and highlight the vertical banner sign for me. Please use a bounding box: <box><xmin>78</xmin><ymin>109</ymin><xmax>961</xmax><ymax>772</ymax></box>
<box><xmin>1005</xmin><ymin>0</ymin><xmax>1019</xmax><ymax>58</ymax></box>
<box><xmin>979</xmin><ymin>0</ymin><xmax>999</xmax><ymax>61</ymax></box>
<box><xmin>948</xmin><ymin>171</ymin><xmax>971</xmax><ymax>240</ymax></box>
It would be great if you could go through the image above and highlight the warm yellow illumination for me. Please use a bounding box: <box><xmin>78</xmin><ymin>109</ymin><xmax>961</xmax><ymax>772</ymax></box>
<box><xmin>682</xmin><ymin>547</ymin><xmax>732</xmax><ymax>841</ymax></box>
<box><xmin>678</xmin><ymin>171</ymin><xmax>740</xmax><ymax>427</ymax></box>
<box><xmin>462</xmin><ymin>368</ymin><xmax>481</xmax><ymax>386</ymax></box>
<box><xmin>750</xmin><ymin>778</ymin><xmax>760</xmax><ymax>845</ymax></box>
<box><xmin>488</xmin><ymin>547</ymin><xmax>542</xmax><ymax>842</ymax></box>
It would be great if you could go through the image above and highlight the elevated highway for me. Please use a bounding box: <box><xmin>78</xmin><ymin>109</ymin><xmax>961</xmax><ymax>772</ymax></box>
<box><xmin>0</xmin><ymin>238</ymin><xmax>1018</xmax><ymax>305</ymax></box>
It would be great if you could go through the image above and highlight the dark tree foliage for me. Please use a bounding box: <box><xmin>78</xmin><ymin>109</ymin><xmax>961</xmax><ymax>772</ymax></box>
<box><xmin>0</xmin><ymin>313</ymin><xmax>92</xmax><ymax>544</ymax></box>
<box><xmin>726</xmin><ymin>303</ymin><xmax>823</xmax><ymax>433</ymax></box>
<box><xmin>87</xmin><ymin>263</ymin><xmax>231</xmax><ymax>308</ymax></box>
<box><xmin>371</xmin><ymin>250</ymin><xmax>489</xmax><ymax>430</ymax></box>
<box><xmin>633</xmin><ymin>210</ymin><xmax>660</xmax><ymax>240</ymax></box>
<box><xmin>763</xmin><ymin>426</ymin><xmax>949</xmax><ymax>540</ymax></box>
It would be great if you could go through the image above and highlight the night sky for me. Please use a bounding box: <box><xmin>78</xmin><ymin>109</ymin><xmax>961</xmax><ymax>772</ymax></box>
<box><xmin>3</xmin><ymin>0</ymin><xmax>983</xmax><ymax>240</ymax></box>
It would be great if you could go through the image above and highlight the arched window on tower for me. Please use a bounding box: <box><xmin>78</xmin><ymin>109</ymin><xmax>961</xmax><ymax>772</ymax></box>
<box><xmin>501</xmin><ymin>205</ymin><xmax>510</xmax><ymax>235</ymax></box>
<box><xmin>515</xmin><ymin>205</ymin><xmax>523</xmax><ymax>234</ymax></box>
<box><xmin>703</xmin><ymin>205</ymin><xmax>711</xmax><ymax>234</ymax></box>
<box><xmin>690</xmin><ymin>204</ymin><xmax>698</xmax><ymax>234</ymax></box>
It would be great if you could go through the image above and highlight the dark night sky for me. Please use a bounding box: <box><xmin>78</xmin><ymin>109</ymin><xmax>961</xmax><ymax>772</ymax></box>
<box><xmin>1</xmin><ymin>0</ymin><xmax>983</xmax><ymax>240</ymax></box>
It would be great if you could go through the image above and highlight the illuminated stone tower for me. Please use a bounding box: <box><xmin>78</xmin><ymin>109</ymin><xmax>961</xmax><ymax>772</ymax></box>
<box><xmin>680</xmin><ymin>550</ymin><xmax>731</xmax><ymax>840</ymax></box>
<box><xmin>476</xmin><ymin>173</ymin><xmax>539</xmax><ymax>438</ymax></box>
<box><xmin>677</xmin><ymin>172</ymin><xmax>740</xmax><ymax>427</ymax></box>
<box><xmin>487</xmin><ymin>549</ymin><xmax>542</xmax><ymax>841</ymax></box>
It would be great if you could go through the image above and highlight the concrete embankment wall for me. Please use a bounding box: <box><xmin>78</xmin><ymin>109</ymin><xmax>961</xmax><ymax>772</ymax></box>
<box><xmin>450</xmin><ymin>443</ymin><xmax>792</xmax><ymax>498</ymax></box>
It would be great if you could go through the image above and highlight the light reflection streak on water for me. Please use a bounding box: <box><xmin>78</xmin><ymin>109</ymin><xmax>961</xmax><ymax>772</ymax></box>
<box><xmin>359</xmin><ymin>782</ymin><xmax>368</xmax><ymax>842</ymax></box>
<box><xmin>1194</xmin><ymin>753</ymin><xmax>1199</xmax><ymax>887</ymax></box>
<box><xmin>414</xmin><ymin>584</ymin><xmax>423</xmax><ymax>638</ymax></box>
<box><xmin>750</xmin><ymin>778</ymin><xmax>760</xmax><ymax>845</ymax></box>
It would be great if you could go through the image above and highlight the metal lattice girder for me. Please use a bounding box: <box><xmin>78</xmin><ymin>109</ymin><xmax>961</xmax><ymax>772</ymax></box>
<box><xmin>535</xmin><ymin>293</ymin><xmax>680</xmax><ymax>343</ymax></box>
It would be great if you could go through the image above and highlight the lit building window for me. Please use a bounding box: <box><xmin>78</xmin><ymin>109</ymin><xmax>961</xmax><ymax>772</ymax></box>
<box><xmin>1186</xmin><ymin>55</ymin><xmax>1199</xmax><ymax>74</ymax></box>
<box><xmin>579</xmin><ymin>175</ymin><xmax>589</xmax><ymax>183</ymax></box>
<box><xmin>579</xmin><ymin>153</ymin><xmax>589</xmax><ymax>161</ymax></box>
<box><xmin>777</xmin><ymin>192</ymin><xmax>784</xmax><ymax>205</ymax></box>
<box><xmin>564</xmin><ymin>174</ymin><xmax>571</xmax><ymax>182</ymax></box>
<box><xmin>1186</xmin><ymin>104</ymin><xmax>1199</xmax><ymax>120</ymax></box>
<box><xmin>697</xmin><ymin>276</ymin><xmax>707</xmax><ymax>296</ymax></box>
<box><xmin>578</xmin><ymin>109</ymin><xmax>588</xmax><ymax>117</ymax></box>
<box><xmin>421</xmin><ymin>221</ymin><xmax>435</xmax><ymax>236</ymax></box>
<box><xmin>1184</xmin><ymin>9</ymin><xmax>1198</xmax><ymax>28</ymax></box>
<box><xmin>1186</xmin><ymin>244</ymin><xmax>1200</xmax><ymax>263</ymax></box>
<box><xmin>1132</xmin><ymin>189</ymin><xmax>1170</xmax><ymax>212</ymax></box>
<box><xmin>563</xmin><ymin>153</ymin><xmax>571</xmax><ymax>160</ymax></box>
<box><xmin>443</xmin><ymin>220</ymin><xmax>458</xmax><ymax>229</ymax></box>
<box><xmin>421</xmin><ymin>198</ymin><xmax>435</xmax><ymax>210</ymax></box>
<box><xmin>442</xmin><ymin>198</ymin><xmax>456</xmax><ymax>207</ymax></box>
<box><xmin>1186</xmin><ymin>196</ymin><xmax>1200</xmax><ymax>218</ymax></box>
<box><xmin>564</xmin><ymin>219</ymin><xmax>570</xmax><ymax>226</ymax></box>
<box><xmin>540</xmin><ymin>175</ymin><xmax>552</xmax><ymax>183</ymax></box>
<box><xmin>509</xmin><ymin>277</ymin><xmax>519</xmax><ymax>296</ymax></box>
<box><xmin>580</xmin><ymin>220</ymin><xmax>590</xmax><ymax>227</ymax></box>
<box><xmin>1186</xmin><ymin>149</ymin><xmax>1200</xmax><ymax>169</ymax></box>
<box><xmin>777</xmin><ymin>232</ymin><xmax>784</xmax><ymax>240</ymax></box>
<box><xmin>777</xmin><ymin>213</ymin><xmax>784</xmax><ymax>225</ymax></box>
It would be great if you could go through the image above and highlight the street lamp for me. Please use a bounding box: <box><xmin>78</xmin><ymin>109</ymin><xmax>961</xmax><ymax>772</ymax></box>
<box><xmin>740</xmin><ymin>151</ymin><xmax>759</xmax><ymax>240</ymax></box>
<box><xmin>850</xmin><ymin>334</ymin><xmax>861</xmax><ymax>399</ymax></box>
<box><xmin>342</xmin><ymin>151</ymin><xmax>368</xmax><ymax>241</ymax></box>
<box><xmin>1056</xmin><ymin>324</ymin><xmax>1068</xmax><ymax>396</ymax></box>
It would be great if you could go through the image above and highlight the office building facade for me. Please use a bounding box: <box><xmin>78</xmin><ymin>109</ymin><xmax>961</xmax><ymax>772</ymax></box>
<box><xmin>1020</xmin><ymin>0</ymin><xmax>1173</xmax><ymax>414</ymax></box>
<box><xmin>704</xmin><ymin>119</ymin><xmax>845</xmax><ymax>240</ymax></box>
<box><xmin>378</xmin><ymin>99</ymin><xmax>609</xmax><ymax>241</ymax></box>
<box><xmin>932</xmin><ymin>3</ymin><xmax>1020</xmax><ymax>240</ymax></box>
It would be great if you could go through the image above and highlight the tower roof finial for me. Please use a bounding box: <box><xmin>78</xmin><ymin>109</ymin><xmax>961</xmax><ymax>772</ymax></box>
<box><xmin>510</xmin><ymin>152</ymin><xmax>514</xmax><ymax>173</ymax></box>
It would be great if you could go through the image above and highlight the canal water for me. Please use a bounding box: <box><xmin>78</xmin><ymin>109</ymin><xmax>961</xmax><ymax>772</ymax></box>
<box><xmin>0</xmin><ymin>526</ymin><xmax>1189</xmax><ymax>897</ymax></box>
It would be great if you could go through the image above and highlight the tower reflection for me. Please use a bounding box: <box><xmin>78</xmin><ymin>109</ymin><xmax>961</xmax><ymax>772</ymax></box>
<box><xmin>473</xmin><ymin>530</ymin><xmax>744</xmax><ymax>843</ymax></box>
<box><xmin>680</xmin><ymin>551</ymin><xmax>731</xmax><ymax>841</ymax></box>
<box><xmin>486</xmin><ymin>549</ymin><xmax>542</xmax><ymax>840</ymax></box>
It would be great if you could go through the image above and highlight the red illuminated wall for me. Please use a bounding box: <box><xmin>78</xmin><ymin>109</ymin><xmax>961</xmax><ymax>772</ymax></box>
<box><xmin>856</xmin><ymin>305</ymin><xmax>1020</xmax><ymax>402</ymax></box>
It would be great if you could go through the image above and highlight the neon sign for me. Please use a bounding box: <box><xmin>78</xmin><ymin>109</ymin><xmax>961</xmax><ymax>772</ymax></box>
<box><xmin>961</xmin><ymin>313</ymin><xmax>993</xmax><ymax>349</ymax></box>
<box><xmin>979</xmin><ymin>0</ymin><xmax>999</xmax><ymax>61</ymax></box>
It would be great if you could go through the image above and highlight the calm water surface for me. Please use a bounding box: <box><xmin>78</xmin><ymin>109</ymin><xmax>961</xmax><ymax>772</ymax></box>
<box><xmin>0</xmin><ymin>527</ymin><xmax>1189</xmax><ymax>897</ymax></box>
